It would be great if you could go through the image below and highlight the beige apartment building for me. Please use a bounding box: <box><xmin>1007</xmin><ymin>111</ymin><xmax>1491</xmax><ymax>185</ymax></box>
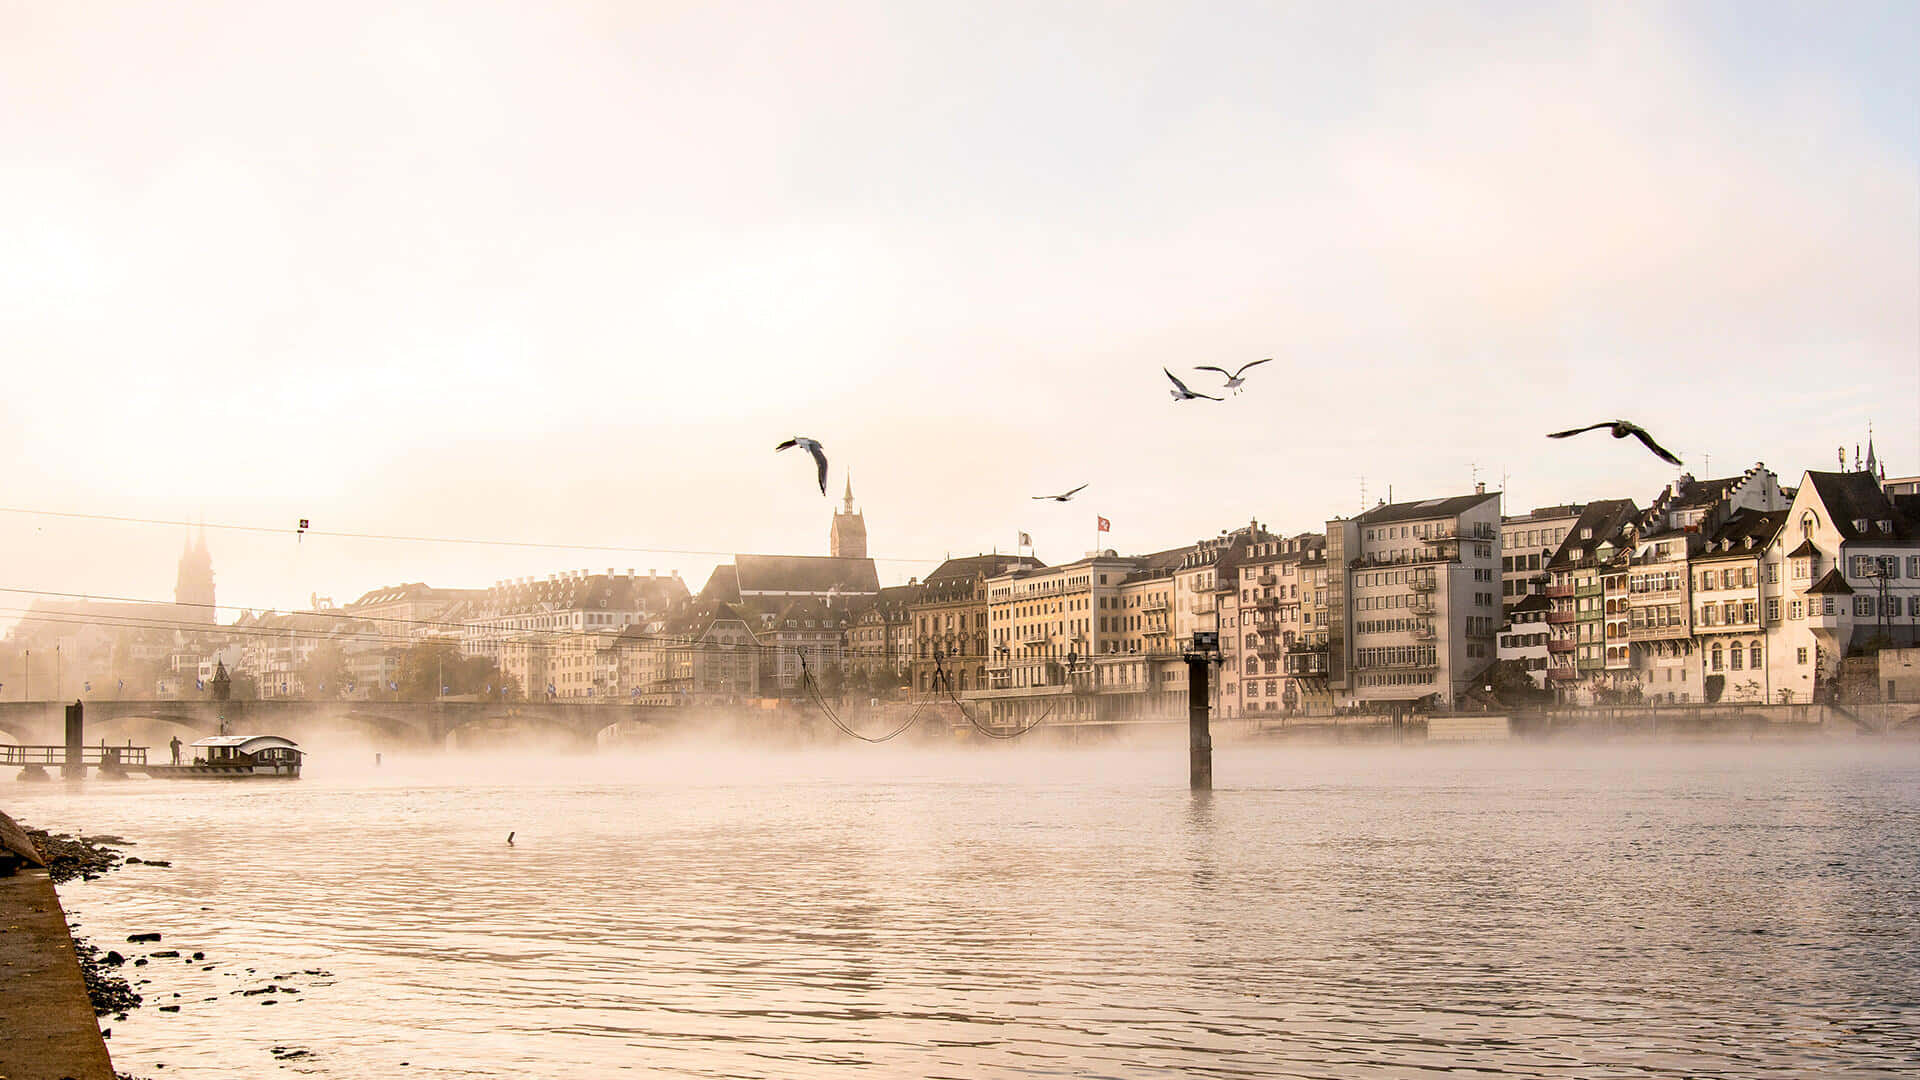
<box><xmin>909</xmin><ymin>554</ymin><xmax>1041</xmax><ymax>696</ymax></box>
<box><xmin>1501</xmin><ymin>505</ymin><xmax>1582</xmax><ymax>611</ymax></box>
<box><xmin>1326</xmin><ymin>490</ymin><xmax>1502</xmax><ymax>711</ymax></box>
<box><xmin>1689</xmin><ymin>510</ymin><xmax>1784</xmax><ymax>702</ymax></box>
<box><xmin>1221</xmin><ymin>532</ymin><xmax>1328</xmax><ymax>718</ymax></box>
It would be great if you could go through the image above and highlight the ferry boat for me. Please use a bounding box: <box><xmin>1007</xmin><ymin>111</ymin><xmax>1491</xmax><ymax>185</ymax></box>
<box><xmin>146</xmin><ymin>735</ymin><xmax>303</xmax><ymax>780</ymax></box>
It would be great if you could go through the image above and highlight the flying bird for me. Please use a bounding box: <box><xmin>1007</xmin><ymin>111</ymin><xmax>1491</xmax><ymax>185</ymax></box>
<box><xmin>506</xmin><ymin>832</ymin><xmax>515</xmax><ymax>846</ymax></box>
<box><xmin>1193</xmin><ymin>358</ymin><xmax>1272</xmax><ymax>394</ymax></box>
<box><xmin>1546</xmin><ymin>420</ymin><xmax>1683</xmax><ymax>467</ymax></box>
<box><xmin>775</xmin><ymin>437</ymin><xmax>829</xmax><ymax>494</ymax></box>
<box><xmin>1032</xmin><ymin>483</ymin><xmax>1089</xmax><ymax>503</ymax></box>
<box><xmin>1164</xmin><ymin>368</ymin><xmax>1222</xmax><ymax>402</ymax></box>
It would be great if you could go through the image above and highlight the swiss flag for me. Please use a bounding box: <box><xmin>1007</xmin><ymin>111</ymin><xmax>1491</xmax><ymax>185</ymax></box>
<box><xmin>1097</xmin><ymin>516</ymin><xmax>1111</xmax><ymax>532</ymax></box>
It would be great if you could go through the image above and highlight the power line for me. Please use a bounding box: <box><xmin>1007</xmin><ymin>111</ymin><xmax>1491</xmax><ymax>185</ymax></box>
<box><xmin>0</xmin><ymin>505</ymin><xmax>945</xmax><ymax>565</ymax></box>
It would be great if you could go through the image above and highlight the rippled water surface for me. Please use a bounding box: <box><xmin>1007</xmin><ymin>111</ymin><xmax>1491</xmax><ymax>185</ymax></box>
<box><xmin>12</xmin><ymin>740</ymin><xmax>1920</xmax><ymax>1078</ymax></box>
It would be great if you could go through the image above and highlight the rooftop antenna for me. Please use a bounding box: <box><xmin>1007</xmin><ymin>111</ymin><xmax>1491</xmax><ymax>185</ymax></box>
<box><xmin>1500</xmin><ymin>467</ymin><xmax>1510</xmax><ymax>517</ymax></box>
<box><xmin>1359</xmin><ymin>476</ymin><xmax>1367</xmax><ymax>513</ymax></box>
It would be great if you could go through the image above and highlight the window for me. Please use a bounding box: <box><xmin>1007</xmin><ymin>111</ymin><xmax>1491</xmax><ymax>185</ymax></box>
<box><xmin>1766</xmin><ymin>598</ymin><xmax>1780</xmax><ymax>623</ymax></box>
<box><xmin>1791</xmin><ymin>600</ymin><xmax>1803</xmax><ymax>619</ymax></box>
<box><xmin>1797</xmin><ymin>647</ymin><xmax>1808</xmax><ymax>664</ymax></box>
<box><xmin>1854</xmin><ymin>596</ymin><xmax>1875</xmax><ymax>617</ymax></box>
<box><xmin>1749</xmin><ymin>643</ymin><xmax>1762</xmax><ymax>669</ymax></box>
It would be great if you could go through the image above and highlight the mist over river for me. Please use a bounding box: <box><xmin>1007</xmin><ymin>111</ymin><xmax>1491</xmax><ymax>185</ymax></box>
<box><xmin>12</xmin><ymin>740</ymin><xmax>1920</xmax><ymax>1079</ymax></box>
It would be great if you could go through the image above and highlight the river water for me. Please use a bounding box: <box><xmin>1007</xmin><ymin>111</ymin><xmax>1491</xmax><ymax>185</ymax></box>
<box><xmin>11</xmin><ymin>739</ymin><xmax>1920</xmax><ymax>1078</ymax></box>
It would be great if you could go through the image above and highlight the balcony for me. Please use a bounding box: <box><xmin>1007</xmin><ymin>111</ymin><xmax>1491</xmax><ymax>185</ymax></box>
<box><xmin>1542</xmin><ymin>584</ymin><xmax>1574</xmax><ymax>598</ymax></box>
<box><xmin>1020</xmin><ymin>629</ymin><xmax>1050</xmax><ymax>645</ymax></box>
<box><xmin>1256</xmin><ymin>642</ymin><xmax>1280</xmax><ymax>659</ymax></box>
<box><xmin>1284</xmin><ymin>656</ymin><xmax>1327</xmax><ymax>676</ymax></box>
<box><xmin>1625</xmin><ymin>624</ymin><xmax>1690</xmax><ymax>642</ymax></box>
<box><xmin>1408</xmin><ymin>597</ymin><xmax>1435</xmax><ymax>616</ymax></box>
<box><xmin>1142</xmin><ymin>600</ymin><xmax>1169</xmax><ymax>614</ymax></box>
<box><xmin>1548</xmin><ymin>638</ymin><xmax>1577</xmax><ymax>653</ymax></box>
<box><xmin>1575</xmin><ymin>582</ymin><xmax>1602</xmax><ymax>597</ymax></box>
<box><xmin>1410</xmin><ymin>622</ymin><xmax>1435</xmax><ymax>640</ymax></box>
<box><xmin>1410</xmin><ymin>577</ymin><xmax>1436</xmax><ymax>593</ymax></box>
<box><xmin>1255</xmin><ymin>595</ymin><xmax>1280</xmax><ymax>610</ymax></box>
<box><xmin>1257</xmin><ymin>573</ymin><xmax>1277</xmax><ymax>587</ymax></box>
<box><xmin>1547</xmin><ymin>667</ymin><xmax>1579</xmax><ymax>682</ymax></box>
<box><xmin>1546</xmin><ymin>611</ymin><xmax>1578</xmax><ymax>625</ymax></box>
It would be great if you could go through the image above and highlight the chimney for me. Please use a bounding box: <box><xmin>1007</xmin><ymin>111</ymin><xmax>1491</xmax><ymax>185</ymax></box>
<box><xmin>1475</xmin><ymin>481</ymin><xmax>1486</xmax><ymax>495</ymax></box>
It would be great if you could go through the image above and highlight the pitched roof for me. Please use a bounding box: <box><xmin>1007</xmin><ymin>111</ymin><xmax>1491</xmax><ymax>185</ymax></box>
<box><xmin>1353</xmin><ymin>491</ymin><xmax>1500</xmax><ymax>526</ymax></box>
<box><xmin>924</xmin><ymin>554</ymin><xmax>1043</xmax><ymax>585</ymax></box>
<box><xmin>734</xmin><ymin>554</ymin><xmax>881</xmax><ymax>596</ymax></box>
<box><xmin>1692</xmin><ymin>509</ymin><xmax>1786</xmax><ymax>560</ymax></box>
<box><xmin>1806</xmin><ymin>567</ymin><xmax>1854</xmax><ymax>596</ymax></box>
<box><xmin>1804</xmin><ymin>471</ymin><xmax>1917</xmax><ymax>544</ymax></box>
<box><xmin>470</xmin><ymin>573</ymin><xmax>688</xmax><ymax>619</ymax></box>
<box><xmin>1547</xmin><ymin>499</ymin><xmax>1640</xmax><ymax>569</ymax></box>
<box><xmin>1787</xmin><ymin>539</ymin><xmax>1820</xmax><ymax>558</ymax></box>
<box><xmin>1509</xmin><ymin>592</ymin><xmax>1554</xmax><ymax>615</ymax></box>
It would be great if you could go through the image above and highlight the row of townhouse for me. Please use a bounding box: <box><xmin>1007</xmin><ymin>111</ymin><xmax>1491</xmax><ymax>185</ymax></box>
<box><xmin>1520</xmin><ymin>465</ymin><xmax>1920</xmax><ymax>704</ymax></box>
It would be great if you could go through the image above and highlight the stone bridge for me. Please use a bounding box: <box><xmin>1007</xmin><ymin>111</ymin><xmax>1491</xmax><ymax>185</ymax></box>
<box><xmin>0</xmin><ymin>698</ymin><xmax>718</xmax><ymax>749</ymax></box>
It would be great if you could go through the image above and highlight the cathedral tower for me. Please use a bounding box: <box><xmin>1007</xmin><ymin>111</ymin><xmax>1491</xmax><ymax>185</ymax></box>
<box><xmin>175</xmin><ymin>526</ymin><xmax>216</xmax><ymax>624</ymax></box>
<box><xmin>830</xmin><ymin>477</ymin><xmax>867</xmax><ymax>558</ymax></box>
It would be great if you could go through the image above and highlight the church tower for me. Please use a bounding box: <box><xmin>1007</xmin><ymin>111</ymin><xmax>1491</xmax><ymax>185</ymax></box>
<box><xmin>830</xmin><ymin>477</ymin><xmax>867</xmax><ymax>558</ymax></box>
<box><xmin>175</xmin><ymin>526</ymin><xmax>216</xmax><ymax>624</ymax></box>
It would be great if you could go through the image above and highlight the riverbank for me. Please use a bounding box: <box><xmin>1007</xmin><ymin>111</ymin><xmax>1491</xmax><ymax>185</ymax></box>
<box><xmin>0</xmin><ymin>814</ymin><xmax>119</xmax><ymax>1080</ymax></box>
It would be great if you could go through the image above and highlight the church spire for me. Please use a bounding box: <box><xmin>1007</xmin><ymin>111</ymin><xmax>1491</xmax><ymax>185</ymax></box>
<box><xmin>843</xmin><ymin>475</ymin><xmax>855</xmax><ymax>514</ymax></box>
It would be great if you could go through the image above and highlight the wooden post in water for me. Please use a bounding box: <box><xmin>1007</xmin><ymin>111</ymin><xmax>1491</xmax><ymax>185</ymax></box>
<box><xmin>1185</xmin><ymin>631</ymin><xmax>1219</xmax><ymax>791</ymax></box>
<box><xmin>62</xmin><ymin>701</ymin><xmax>84</xmax><ymax>780</ymax></box>
<box><xmin>1187</xmin><ymin>656</ymin><xmax>1211</xmax><ymax>790</ymax></box>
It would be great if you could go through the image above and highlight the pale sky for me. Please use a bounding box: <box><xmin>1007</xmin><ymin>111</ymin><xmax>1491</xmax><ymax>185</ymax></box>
<box><xmin>2</xmin><ymin>1</ymin><xmax>1915</xmax><ymax>621</ymax></box>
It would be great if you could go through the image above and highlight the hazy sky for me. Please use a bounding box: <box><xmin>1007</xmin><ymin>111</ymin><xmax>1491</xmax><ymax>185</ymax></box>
<box><xmin>2</xmin><ymin>1</ymin><xmax>1915</xmax><ymax>621</ymax></box>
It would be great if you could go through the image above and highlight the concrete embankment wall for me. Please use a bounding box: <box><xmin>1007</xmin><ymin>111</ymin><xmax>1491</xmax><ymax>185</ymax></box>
<box><xmin>0</xmin><ymin>812</ymin><xmax>116</xmax><ymax>1080</ymax></box>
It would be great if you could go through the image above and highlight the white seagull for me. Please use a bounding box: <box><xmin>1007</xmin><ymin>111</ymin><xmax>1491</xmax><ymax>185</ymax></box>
<box><xmin>1546</xmin><ymin>420</ymin><xmax>1683</xmax><ymax>467</ymax></box>
<box><xmin>1163</xmin><ymin>368</ymin><xmax>1222</xmax><ymax>402</ymax></box>
<box><xmin>1193</xmin><ymin>358</ymin><xmax>1272</xmax><ymax>394</ymax></box>
<box><xmin>1032</xmin><ymin>483</ymin><xmax>1089</xmax><ymax>503</ymax></box>
<box><xmin>775</xmin><ymin>437</ymin><xmax>830</xmax><ymax>494</ymax></box>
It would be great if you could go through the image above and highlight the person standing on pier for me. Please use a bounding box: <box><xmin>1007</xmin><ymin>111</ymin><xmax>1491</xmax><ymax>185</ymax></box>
<box><xmin>170</xmin><ymin>735</ymin><xmax>183</xmax><ymax>765</ymax></box>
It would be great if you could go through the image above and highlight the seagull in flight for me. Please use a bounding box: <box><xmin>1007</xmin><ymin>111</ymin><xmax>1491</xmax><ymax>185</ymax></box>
<box><xmin>775</xmin><ymin>437</ymin><xmax>829</xmax><ymax>494</ymax></box>
<box><xmin>1546</xmin><ymin>420</ymin><xmax>1683</xmax><ymax>467</ymax></box>
<box><xmin>1032</xmin><ymin>483</ymin><xmax>1089</xmax><ymax>503</ymax></box>
<box><xmin>1164</xmin><ymin>368</ymin><xmax>1222</xmax><ymax>402</ymax></box>
<box><xmin>1193</xmin><ymin>358</ymin><xmax>1272</xmax><ymax>394</ymax></box>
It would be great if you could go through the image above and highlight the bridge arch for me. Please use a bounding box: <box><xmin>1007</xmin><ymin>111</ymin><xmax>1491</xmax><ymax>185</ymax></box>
<box><xmin>445</xmin><ymin>713</ymin><xmax>591</xmax><ymax>751</ymax></box>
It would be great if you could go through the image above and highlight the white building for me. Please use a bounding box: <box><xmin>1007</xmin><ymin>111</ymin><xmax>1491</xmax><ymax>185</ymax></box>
<box><xmin>1761</xmin><ymin>470</ymin><xmax>1920</xmax><ymax>703</ymax></box>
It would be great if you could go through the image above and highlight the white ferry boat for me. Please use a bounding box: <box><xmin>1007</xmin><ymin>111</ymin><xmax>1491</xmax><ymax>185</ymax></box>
<box><xmin>146</xmin><ymin>735</ymin><xmax>303</xmax><ymax>780</ymax></box>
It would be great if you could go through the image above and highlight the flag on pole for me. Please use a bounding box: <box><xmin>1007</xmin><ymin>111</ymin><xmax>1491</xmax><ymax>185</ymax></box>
<box><xmin>84</xmin><ymin>680</ymin><xmax>92</xmax><ymax>692</ymax></box>
<box><xmin>1018</xmin><ymin>531</ymin><xmax>1032</xmax><ymax>548</ymax></box>
<box><xmin>196</xmin><ymin>678</ymin><xmax>205</xmax><ymax>691</ymax></box>
<box><xmin>1097</xmin><ymin>516</ymin><xmax>1111</xmax><ymax>532</ymax></box>
<box><xmin>388</xmin><ymin>680</ymin><xmax>398</xmax><ymax>691</ymax></box>
<box><xmin>631</xmin><ymin>687</ymin><xmax>641</xmax><ymax>698</ymax></box>
<box><xmin>117</xmin><ymin>679</ymin><xmax>124</xmax><ymax>692</ymax></box>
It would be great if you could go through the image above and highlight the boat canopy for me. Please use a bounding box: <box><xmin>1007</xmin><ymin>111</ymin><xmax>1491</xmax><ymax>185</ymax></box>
<box><xmin>188</xmin><ymin>735</ymin><xmax>300</xmax><ymax>754</ymax></box>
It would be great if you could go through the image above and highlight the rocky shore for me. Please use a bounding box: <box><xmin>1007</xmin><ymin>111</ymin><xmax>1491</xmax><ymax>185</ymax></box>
<box><xmin>12</xmin><ymin>820</ymin><xmax>328</xmax><ymax>1076</ymax></box>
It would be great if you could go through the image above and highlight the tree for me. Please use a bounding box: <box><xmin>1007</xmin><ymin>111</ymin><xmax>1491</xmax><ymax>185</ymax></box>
<box><xmin>300</xmin><ymin>643</ymin><xmax>348</xmax><ymax>700</ymax></box>
<box><xmin>396</xmin><ymin>642</ymin><xmax>505</xmax><ymax>701</ymax></box>
<box><xmin>1703</xmin><ymin>674</ymin><xmax>1726</xmax><ymax>703</ymax></box>
<box><xmin>1483</xmin><ymin>659</ymin><xmax>1548</xmax><ymax>706</ymax></box>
